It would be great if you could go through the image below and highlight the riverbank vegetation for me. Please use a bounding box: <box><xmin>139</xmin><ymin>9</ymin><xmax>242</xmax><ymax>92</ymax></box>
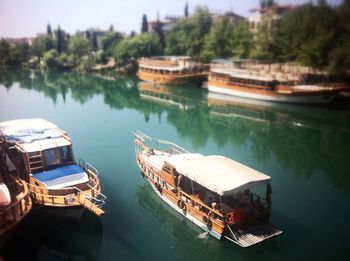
<box><xmin>0</xmin><ymin>0</ymin><xmax>349</xmax><ymax>78</ymax></box>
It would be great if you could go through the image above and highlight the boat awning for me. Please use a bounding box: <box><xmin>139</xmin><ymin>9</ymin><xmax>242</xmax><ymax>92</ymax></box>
<box><xmin>0</xmin><ymin>118</ymin><xmax>71</xmax><ymax>153</ymax></box>
<box><xmin>170</xmin><ymin>155</ymin><xmax>270</xmax><ymax>196</ymax></box>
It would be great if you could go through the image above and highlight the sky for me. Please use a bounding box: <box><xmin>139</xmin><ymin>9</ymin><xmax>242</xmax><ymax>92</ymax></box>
<box><xmin>0</xmin><ymin>0</ymin><xmax>343</xmax><ymax>38</ymax></box>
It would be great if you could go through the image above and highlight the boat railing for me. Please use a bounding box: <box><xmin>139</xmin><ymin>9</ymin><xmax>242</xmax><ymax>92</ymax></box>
<box><xmin>0</xmin><ymin>176</ymin><xmax>32</xmax><ymax>235</ymax></box>
<box><xmin>79</xmin><ymin>159</ymin><xmax>99</xmax><ymax>177</ymax></box>
<box><xmin>27</xmin><ymin>161</ymin><xmax>106</xmax><ymax>211</ymax></box>
<box><xmin>134</xmin><ymin>130</ymin><xmax>190</xmax><ymax>155</ymax></box>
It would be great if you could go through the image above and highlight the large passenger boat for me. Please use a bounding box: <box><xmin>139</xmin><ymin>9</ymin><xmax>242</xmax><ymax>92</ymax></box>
<box><xmin>134</xmin><ymin>131</ymin><xmax>283</xmax><ymax>247</ymax></box>
<box><xmin>0</xmin><ymin>119</ymin><xmax>106</xmax><ymax>216</ymax></box>
<box><xmin>137</xmin><ymin>56</ymin><xmax>207</xmax><ymax>85</ymax></box>
<box><xmin>208</xmin><ymin>61</ymin><xmax>348</xmax><ymax>104</ymax></box>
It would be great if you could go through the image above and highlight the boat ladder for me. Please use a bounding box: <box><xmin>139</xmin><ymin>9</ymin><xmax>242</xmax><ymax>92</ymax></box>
<box><xmin>77</xmin><ymin>186</ymin><xmax>107</xmax><ymax>216</ymax></box>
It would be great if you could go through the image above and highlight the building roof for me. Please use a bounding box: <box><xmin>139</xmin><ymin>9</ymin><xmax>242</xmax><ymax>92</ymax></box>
<box><xmin>0</xmin><ymin>118</ymin><xmax>71</xmax><ymax>153</ymax></box>
<box><xmin>167</xmin><ymin>154</ymin><xmax>271</xmax><ymax>196</ymax></box>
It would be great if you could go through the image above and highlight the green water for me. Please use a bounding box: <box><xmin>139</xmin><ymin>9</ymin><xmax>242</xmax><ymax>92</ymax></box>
<box><xmin>0</xmin><ymin>69</ymin><xmax>350</xmax><ymax>260</ymax></box>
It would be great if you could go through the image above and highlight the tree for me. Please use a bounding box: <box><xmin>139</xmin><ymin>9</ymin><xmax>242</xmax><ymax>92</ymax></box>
<box><xmin>30</xmin><ymin>35</ymin><xmax>49</xmax><ymax>61</ymax></box>
<box><xmin>92</xmin><ymin>32</ymin><xmax>98</xmax><ymax>52</ymax></box>
<box><xmin>185</xmin><ymin>2</ymin><xmax>189</xmax><ymax>17</ymax></box>
<box><xmin>109</xmin><ymin>24</ymin><xmax>114</xmax><ymax>32</ymax></box>
<box><xmin>47</xmin><ymin>24</ymin><xmax>53</xmax><ymax>38</ymax></box>
<box><xmin>275</xmin><ymin>2</ymin><xmax>338</xmax><ymax>69</ymax></box>
<box><xmin>165</xmin><ymin>6</ymin><xmax>212</xmax><ymax>57</ymax></box>
<box><xmin>0</xmin><ymin>39</ymin><xmax>10</xmax><ymax>66</ymax></box>
<box><xmin>232</xmin><ymin>22</ymin><xmax>253</xmax><ymax>59</ymax></box>
<box><xmin>114</xmin><ymin>33</ymin><xmax>162</xmax><ymax>66</ymax></box>
<box><xmin>260</xmin><ymin>0</ymin><xmax>275</xmax><ymax>8</ymax></box>
<box><xmin>68</xmin><ymin>34</ymin><xmax>91</xmax><ymax>57</ymax></box>
<box><xmin>202</xmin><ymin>16</ymin><xmax>235</xmax><ymax>60</ymax></box>
<box><xmin>141</xmin><ymin>14</ymin><xmax>148</xmax><ymax>33</ymax></box>
<box><xmin>101</xmin><ymin>31</ymin><xmax>124</xmax><ymax>56</ymax></box>
<box><xmin>154</xmin><ymin>19</ymin><xmax>165</xmax><ymax>50</ymax></box>
<box><xmin>328</xmin><ymin>0</ymin><xmax>350</xmax><ymax>77</ymax></box>
<box><xmin>56</xmin><ymin>25</ymin><xmax>64</xmax><ymax>54</ymax></box>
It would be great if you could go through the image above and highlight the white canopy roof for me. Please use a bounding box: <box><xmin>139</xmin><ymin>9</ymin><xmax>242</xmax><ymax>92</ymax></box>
<box><xmin>0</xmin><ymin>118</ymin><xmax>71</xmax><ymax>153</ymax></box>
<box><xmin>167</xmin><ymin>154</ymin><xmax>270</xmax><ymax>196</ymax></box>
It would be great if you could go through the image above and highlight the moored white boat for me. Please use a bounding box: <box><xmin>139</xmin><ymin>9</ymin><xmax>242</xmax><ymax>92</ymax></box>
<box><xmin>208</xmin><ymin>62</ymin><xmax>349</xmax><ymax>104</ymax></box>
<box><xmin>134</xmin><ymin>130</ymin><xmax>283</xmax><ymax>247</ymax></box>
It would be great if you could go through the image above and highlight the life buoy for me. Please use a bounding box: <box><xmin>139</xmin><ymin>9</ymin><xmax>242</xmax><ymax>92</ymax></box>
<box><xmin>177</xmin><ymin>199</ymin><xmax>186</xmax><ymax>210</ymax></box>
<box><xmin>155</xmin><ymin>183</ymin><xmax>162</xmax><ymax>194</ymax></box>
<box><xmin>202</xmin><ymin>215</ymin><xmax>212</xmax><ymax>228</ymax></box>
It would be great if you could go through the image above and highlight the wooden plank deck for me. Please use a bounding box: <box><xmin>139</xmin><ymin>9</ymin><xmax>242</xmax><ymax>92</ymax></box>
<box><xmin>229</xmin><ymin>223</ymin><xmax>283</xmax><ymax>247</ymax></box>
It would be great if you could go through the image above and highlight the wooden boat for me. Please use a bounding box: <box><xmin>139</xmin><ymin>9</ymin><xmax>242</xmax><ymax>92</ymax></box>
<box><xmin>208</xmin><ymin>62</ymin><xmax>349</xmax><ymax>104</ymax></box>
<box><xmin>0</xmin><ymin>168</ymin><xmax>32</xmax><ymax>239</ymax></box>
<box><xmin>0</xmin><ymin>119</ymin><xmax>106</xmax><ymax>216</ymax></box>
<box><xmin>134</xmin><ymin>131</ymin><xmax>283</xmax><ymax>247</ymax></box>
<box><xmin>137</xmin><ymin>56</ymin><xmax>207</xmax><ymax>85</ymax></box>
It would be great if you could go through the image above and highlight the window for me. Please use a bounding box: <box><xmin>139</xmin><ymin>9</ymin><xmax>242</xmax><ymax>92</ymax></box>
<box><xmin>43</xmin><ymin>148</ymin><xmax>59</xmax><ymax>166</ymax></box>
<box><xmin>59</xmin><ymin>146</ymin><xmax>73</xmax><ymax>163</ymax></box>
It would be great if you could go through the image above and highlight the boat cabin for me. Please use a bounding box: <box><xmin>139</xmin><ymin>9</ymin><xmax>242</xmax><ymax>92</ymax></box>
<box><xmin>157</xmin><ymin>153</ymin><xmax>271</xmax><ymax>227</ymax></box>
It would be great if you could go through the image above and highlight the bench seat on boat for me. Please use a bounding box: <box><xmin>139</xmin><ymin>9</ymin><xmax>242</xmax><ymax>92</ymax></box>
<box><xmin>33</xmin><ymin>164</ymin><xmax>89</xmax><ymax>189</ymax></box>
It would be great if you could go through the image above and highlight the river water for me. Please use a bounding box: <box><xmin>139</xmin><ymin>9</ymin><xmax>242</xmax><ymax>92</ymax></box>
<box><xmin>0</xmin><ymin>69</ymin><xmax>350</xmax><ymax>260</ymax></box>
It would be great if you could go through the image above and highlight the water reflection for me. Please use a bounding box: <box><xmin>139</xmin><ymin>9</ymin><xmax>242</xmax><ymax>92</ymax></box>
<box><xmin>1</xmin><ymin>69</ymin><xmax>350</xmax><ymax>196</ymax></box>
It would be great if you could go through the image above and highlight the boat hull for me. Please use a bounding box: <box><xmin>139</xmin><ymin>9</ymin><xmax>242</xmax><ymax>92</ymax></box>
<box><xmin>138</xmin><ymin>70</ymin><xmax>206</xmax><ymax>86</ymax></box>
<box><xmin>208</xmin><ymin>80</ymin><xmax>338</xmax><ymax>104</ymax></box>
<box><xmin>145</xmin><ymin>177</ymin><xmax>222</xmax><ymax>240</ymax></box>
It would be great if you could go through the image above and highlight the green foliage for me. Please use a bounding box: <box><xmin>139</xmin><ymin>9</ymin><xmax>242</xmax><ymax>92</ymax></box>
<box><xmin>114</xmin><ymin>33</ymin><xmax>162</xmax><ymax>66</ymax></box>
<box><xmin>231</xmin><ymin>22</ymin><xmax>253</xmax><ymax>59</ymax></box>
<box><xmin>92</xmin><ymin>32</ymin><xmax>98</xmax><ymax>52</ymax></box>
<box><xmin>56</xmin><ymin>26</ymin><xmax>65</xmax><ymax>54</ymax></box>
<box><xmin>43</xmin><ymin>49</ymin><xmax>59</xmax><ymax>69</ymax></box>
<box><xmin>8</xmin><ymin>42</ymin><xmax>29</xmax><ymax>65</ymax></box>
<box><xmin>141</xmin><ymin>14</ymin><xmax>148</xmax><ymax>33</ymax></box>
<box><xmin>165</xmin><ymin>6</ymin><xmax>211</xmax><ymax>57</ymax></box>
<box><xmin>101</xmin><ymin>32</ymin><xmax>123</xmax><ymax>56</ymax></box>
<box><xmin>68</xmin><ymin>34</ymin><xmax>91</xmax><ymax>57</ymax></box>
<box><xmin>0</xmin><ymin>39</ymin><xmax>10</xmax><ymax>66</ymax></box>
<box><xmin>202</xmin><ymin>16</ymin><xmax>235</xmax><ymax>61</ymax></box>
<box><xmin>30</xmin><ymin>35</ymin><xmax>53</xmax><ymax>60</ymax></box>
<box><xmin>47</xmin><ymin>24</ymin><xmax>53</xmax><ymax>37</ymax></box>
<box><xmin>275</xmin><ymin>2</ymin><xmax>338</xmax><ymax>68</ymax></box>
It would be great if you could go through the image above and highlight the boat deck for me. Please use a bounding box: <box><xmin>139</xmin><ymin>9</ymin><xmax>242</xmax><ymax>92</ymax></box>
<box><xmin>226</xmin><ymin>222</ymin><xmax>283</xmax><ymax>247</ymax></box>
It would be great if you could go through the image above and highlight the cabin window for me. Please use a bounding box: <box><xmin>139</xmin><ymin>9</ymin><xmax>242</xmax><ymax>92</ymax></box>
<box><xmin>164</xmin><ymin>165</ymin><xmax>171</xmax><ymax>174</ymax></box>
<box><xmin>43</xmin><ymin>148</ymin><xmax>60</xmax><ymax>167</ymax></box>
<box><xmin>59</xmin><ymin>146</ymin><xmax>73</xmax><ymax>163</ymax></box>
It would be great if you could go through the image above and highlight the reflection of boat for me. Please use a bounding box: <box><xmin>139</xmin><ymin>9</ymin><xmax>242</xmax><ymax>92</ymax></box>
<box><xmin>208</xmin><ymin>62</ymin><xmax>348</xmax><ymax>104</ymax></box>
<box><xmin>138</xmin><ymin>82</ymin><xmax>197</xmax><ymax>110</ymax></box>
<box><xmin>137</xmin><ymin>56</ymin><xmax>207</xmax><ymax>85</ymax></box>
<box><xmin>0</xmin><ymin>119</ymin><xmax>106</xmax><ymax>216</ymax></box>
<box><xmin>134</xmin><ymin>131</ymin><xmax>283</xmax><ymax>247</ymax></box>
<box><xmin>0</xmin><ymin>165</ymin><xmax>32</xmax><ymax>240</ymax></box>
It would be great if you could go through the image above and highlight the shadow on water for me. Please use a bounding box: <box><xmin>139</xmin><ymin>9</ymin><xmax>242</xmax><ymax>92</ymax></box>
<box><xmin>1</xmin><ymin>209</ymin><xmax>103</xmax><ymax>260</ymax></box>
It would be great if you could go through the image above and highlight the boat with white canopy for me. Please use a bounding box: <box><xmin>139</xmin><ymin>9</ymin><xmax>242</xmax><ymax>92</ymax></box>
<box><xmin>134</xmin><ymin>130</ymin><xmax>283</xmax><ymax>247</ymax></box>
<box><xmin>0</xmin><ymin>118</ymin><xmax>106</xmax><ymax>216</ymax></box>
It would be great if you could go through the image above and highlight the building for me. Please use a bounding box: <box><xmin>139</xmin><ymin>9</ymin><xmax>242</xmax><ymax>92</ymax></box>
<box><xmin>211</xmin><ymin>11</ymin><xmax>246</xmax><ymax>26</ymax></box>
<box><xmin>148</xmin><ymin>11</ymin><xmax>245</xmax><ymax>33</ymax></box>
<box><xmin>248</xmin><ymin>4</ymin><xmax>294</xmax><ymax>36</ymax></box>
